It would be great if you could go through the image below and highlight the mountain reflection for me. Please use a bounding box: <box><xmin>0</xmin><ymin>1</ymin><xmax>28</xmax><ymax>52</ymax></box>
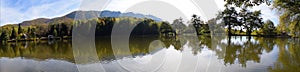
<box><xmin>0</xmin><ymin>36</ymin><xmax>300</xmax><ymax>71</ymax></box>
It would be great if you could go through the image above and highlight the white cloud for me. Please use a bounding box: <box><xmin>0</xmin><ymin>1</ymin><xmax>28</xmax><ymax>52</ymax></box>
<box><xmin>252</xmin><ymin>4</ymin><xmax>279</xmax><ymax>25</ymax></box>
<box><xmin>0</xmin><ymin>0</ymin><xmax>81</xmax><ymax>26</ymax></box>
<box><xmin>103</xmin><ymin>0</ymin><xmax>222</xmax><ymax>23</ymax></box>
<box><xmin>214</xmin><ymin>0</ymin><xmax>226</xmax><ymax>10</ymax></box>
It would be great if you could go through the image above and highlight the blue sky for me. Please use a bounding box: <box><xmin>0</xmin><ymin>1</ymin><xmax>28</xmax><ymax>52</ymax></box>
<box><xmin>0</xmin><ymin>0</ymin><xmax>279</xmax><ymax>26</ymax></box>
<box><xmin>0</xmin><ymin>0</ymin><xmax>81</xmax><ymax>26</ymax></box>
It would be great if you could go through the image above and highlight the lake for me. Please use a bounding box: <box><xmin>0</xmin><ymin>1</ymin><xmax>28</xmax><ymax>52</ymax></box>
<box><xmin>0</xmin><ymin>36</ymin><xmax>299</xmax><ymax>72</ymax></box>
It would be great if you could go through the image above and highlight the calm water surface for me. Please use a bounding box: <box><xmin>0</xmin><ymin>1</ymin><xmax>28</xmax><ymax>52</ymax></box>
<box><xmin>0</xmin><ymin>36</ymin><xmax>299</xmax><ymax>72</ymax></box>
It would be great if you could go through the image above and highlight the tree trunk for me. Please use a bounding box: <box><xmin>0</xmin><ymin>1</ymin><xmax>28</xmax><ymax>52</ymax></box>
<box><xmin>228</xmin><ymin>23</ymin><xmax>232</xmax><ymax>36</ymax></box>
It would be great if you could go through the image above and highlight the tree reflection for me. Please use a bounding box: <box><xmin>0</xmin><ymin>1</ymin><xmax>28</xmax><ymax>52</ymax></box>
<box><xmin>0</xmin><ymin>36</ymin><xmax>300</xmax><ymax>71</ymax></box>
<box><xmin>0</xmin><ymin>40</ymin><xmax>74</xmax><ymax>62</ymax></box>
<box><xmin>268</xmin><ymin>39</ymin><xmax>300</xmax><ymax>72</ymax></box>
<box><xmin>210</xmin><ymin>36</ymin><xmax>274</xmax><ymax>67</ymax></box>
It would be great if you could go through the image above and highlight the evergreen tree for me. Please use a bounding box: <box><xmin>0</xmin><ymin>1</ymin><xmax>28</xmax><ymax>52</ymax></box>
<box><xmin>0</xmin><ymin>30</ymin><xmax>8</xmax><ymax>41</ymax></box>
<box><xmin>10</xmin><ymin>27</ymin><xmax>17</xmax><ymax>40</ymax></box>
<box><xmin>18</xmin><ymin>24</ymin><xmax>22</xmax><ymax>34</ymax></box>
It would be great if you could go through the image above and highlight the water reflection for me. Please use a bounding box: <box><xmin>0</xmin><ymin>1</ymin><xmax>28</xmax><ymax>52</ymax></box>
<box><xmin>268</xmin><ymin>38</ymin><xmax>300</xmax><ymax>72</ymax></box>
<box><xmin>0</xmin><ymin>40</ymin><xmax>73</xmax><ymax>62</ymax></box>
<box><xmin>0</xmin><ymin>36</ymin><xmax>300</xmax><ymax>72</ymax></box>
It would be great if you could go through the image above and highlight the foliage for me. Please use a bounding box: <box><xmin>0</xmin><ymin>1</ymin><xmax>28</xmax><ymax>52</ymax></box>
<box><xmin>171</xmin><ymin>17</ymin><xmax>187</xmax><ymax>34</ymax></box>
<box><xmin>241</xmin><ymin>10</ymin><xmax>264</xmax><ymax>36</ymax></box>
<box><xmin>225</xmin><ymin>0</ymin><xmax>271</xmax><ymax>7</ymax></box>
<box><xmin>261</xmin><ymin>20</ymin><xmax>276</xmax><ymax>35</ymax></box>
<box><xmin>190</xmin><ymin>14</ymin><xmax>210</xmax><ymax>35</ymax></box>
<box><xmin>218</xmin><ymin>7</ymin><xmax>239</xmax><ymax>36</ymax></box>
<box><xmin>0</xmin><ymin>17</ymin><xmax>176</xmax><ymax>41</ymax></box>
<box><xmin>218</xmin><ymin>1</ymin><xmax>266</xmax><ymax>36</ymax></box>
<box><xmin>0</xmin><ymin>30</ymin><xmax>9</xmax><ymax>41</ymax></box>
<box><xmin>273</xmin><ymin>0</ymin><xmax>300</xmax><ymax>37</ymax></box>
<box><xmin>18</xmin><ymin>24</ymin><xmax>22</xmax><ymax>34</ymax></box>
<box><xmin>10</xmin><ymin>27</ymin><xmax>17</xmax><ymax>40</ymax></box>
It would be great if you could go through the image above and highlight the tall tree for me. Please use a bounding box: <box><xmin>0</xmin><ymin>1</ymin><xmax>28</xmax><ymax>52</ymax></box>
<box><xmin>242</xmin><ymin>10</ymin><xmax>264</xmax><ymax>36</ymax></box>
<box><xmin>276</xmin><ymin>13</ymin><xmax>289</xmax><ymax>34</ymax></box>
<box><xmin>48</xmin><ymin>24</ymin><xmax>56</xmax><ymax>36</ymax></box>
<box><xmin>30</xmin><ymin>28</ymin><xmax>36</xmax><ymax>38</ymax></box>
<box><xmin>18</xmin><ymin>24</ymin><xmax>22</xmax><ymax>34</ymax></box>
<box><xmin>60</xmin><ymin>23</ymin><xmax>68</xmax><ymax>38</ymax></box>
<box><xmin>0</xmin><ymin>30</ymin><xmax>8</xmax><ymax>41</ymax></box>
<box><xmin>10</xmin><ymin>27</ymin><xmax>17</xmax><ymax>40</ymax></box>
<box><xmin>273</xmin><ymin>0</ymin><xmax>300</xmax><ymax>37</ymax></box>
<box><xmin>27</xmin><ymin>27</ymin><xmax>31</xmax><ymax>34</ymax></box>
<box><xmin>220</xmin><ymin>1</ymin><xmax>266</xmax><ymax>36</ymax></box>
<box><xmin>191</xmin><ymin>14</ymin><xmax>207</xmax><ymax>35</ymax></box>
<box><xmin>219</xmin><ymin>7</ymin><xmax>239</xmax><ymax>36</ymax></box>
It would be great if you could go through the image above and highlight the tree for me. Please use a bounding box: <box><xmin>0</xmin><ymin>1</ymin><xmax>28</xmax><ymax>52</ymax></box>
<box><xmin>68</xmin><ymin>26</ymin><xmax>73</xmax><ymax>36</ymax></box>
<box><xmin>172</xmin><ymin>17</ymin><xmax>187</xmax><ymax>34</ymax></box>
<box><xmin>48</xmin><ymin>24</ymin><xmax>56</xmax><ymax>35</ymax></box>
<box><xmin>273</xmin><ymin>0</ymin><xmax>300</xmax><ymax>37</ymax></box>
<box><xmin>54</xmin><ymin>29</ymin><xmax>58</xmax><ymax>37</ymax></box>
<box><xmin>56</xmin><ymin>24</ymin><xmax>60</xmax><ymax>37</ymax></box>
<box><xmin>10</xmin><ymin>27</ymin><xmax>17</xmax><ymax>40</ymax></box>
<box><xmin>60</xmin><ymin>23</ymin><xmax>68</xmax><ymax>38</ymax></box>
<box><xmin>30</xmin><ymin>28</ymin><xmax>36</xmax><ymax>38</ymax></box>
<box><xmin>27</xmin><ymin>27</ymin><xmax>31</xmax><ymax>34</ymax></box>
<box><xmin>289</xmin><ymin>20</ymin><xmax>300</xmax><ymax>37</ymax></box>
<box><xmin>18</xmin><ymin>24</ymin><xmax>22</xmax><ymax>34</ymax></box>
<box><xmin>191</xmin><ymin>14</ymin><xmax>209</xmax><ymax>35</ymax></box>
<box><xmin>0</xmin><ymin>30</ymin><xmax>8</xmax><ymax>41</ymax></box>
<box><xmin>225</xmin><ymin>0</ymin><xmax>271</xmax><ymax>7</ymax></box>
<box><xmin>207</xmin><ymin>18</ymin><xmax>225</xmax><ymax>35</ymax></box>
<box><xmin>262</xmin><ymin>20</ymin><xmax>276</xmax><ymax>36</ymax></box>
<box><xmin>276</xmin><ymin>13</ymin><xmax>289</xmax><ymax>35</ymax></box>
<box><xmin>242</xmin><ymin>10</ymin><xmax>264</xmax><ymax>36</ymax></box>
<box><xmin>218</xmin><ymin>7</ymin><xmax>239</xmax><ymax>36</ymax></box>
<box><xmin>222</xmin><ymin>0</ymin><xmax>267</xmax><ymax>36</ymax></box>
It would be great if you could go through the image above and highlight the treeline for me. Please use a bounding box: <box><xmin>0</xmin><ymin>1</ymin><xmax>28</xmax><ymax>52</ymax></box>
<box><xmin>171</xmin><ymin>15</ymin><xmax>210</xmax><ymax>35</ymax></box>
<box><xmin>0</xmin><ymin>14</ymin><xmax>213</xmax><ymax>42</ymax></box>
<box><xmin>0</xmin><ymin>17</ymin><xmax>165</xmax><ymax>41</ymax></box>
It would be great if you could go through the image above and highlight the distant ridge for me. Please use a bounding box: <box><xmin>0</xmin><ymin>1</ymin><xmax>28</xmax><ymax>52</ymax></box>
<box><xmin>15</xmin><ymin>10</ymin><xmax>162</xmax><ymax>26</ymax></box>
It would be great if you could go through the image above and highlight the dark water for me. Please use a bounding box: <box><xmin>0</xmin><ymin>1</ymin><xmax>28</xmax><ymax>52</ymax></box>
<box><xmin>0</xmin><ymin>36</ymin><xmax>299</xmax><ymax>72</ymax></box>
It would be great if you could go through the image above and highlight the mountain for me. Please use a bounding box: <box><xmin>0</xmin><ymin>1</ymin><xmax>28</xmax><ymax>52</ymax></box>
<box><xmin>18</xmin><ymin>10</ymin><xmax>162</xmax><ymax>26</ymax></box>
<box><xmin>19</xmin><ymin>18</ymin><xmax>50</xmax><ymax>26</ymax></box>
<box><xmin>66</xmin><ymin>10</ymin><xmax>162</xmax><ymax>21</ymax></box>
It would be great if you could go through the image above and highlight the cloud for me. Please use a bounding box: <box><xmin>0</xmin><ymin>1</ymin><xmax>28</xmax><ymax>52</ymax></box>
<box><xmin>0</xmin><ymin>0</ymin><xmax>81</xmax><ymax>26</ymax></box>
<box><xmin>214</xmin><ymin>0</ymin><xmax>226</xmax><ymax>10</ymax></box>
<box><xmin>103</xmin><ymin>0</ymin><xmax>217</xmax><ymax>22</ymax></box>
<box><xmin>252</xmin><ymin>3</ymin><xmax>279</xmax><ymax>26</ymax></box>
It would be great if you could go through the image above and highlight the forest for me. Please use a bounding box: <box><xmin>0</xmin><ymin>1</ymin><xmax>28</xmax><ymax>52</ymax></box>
<box><xmin>0</xmin><ymin>14</ymin><xmax>211</xmax><ymax>42</ymax></box>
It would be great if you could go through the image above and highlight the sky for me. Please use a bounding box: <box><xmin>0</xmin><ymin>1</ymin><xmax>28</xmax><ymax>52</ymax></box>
<box><xmin>0</xmin><ymin>0</ymin><xmax>81</xmax><ymax>26</ymax></box>
<box><xmin>0</xmin><ymin>0</ymin><xmax>279</xmax><ymax>26</ymax></box>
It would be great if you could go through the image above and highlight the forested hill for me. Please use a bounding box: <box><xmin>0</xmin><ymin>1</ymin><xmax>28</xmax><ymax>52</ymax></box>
<box><xmin>0</xmin><ymin>10</ymin><xmax>211</xmax><ymax>41</ymax></box>
<box><xmin>0</xmin><ymin>12</ymin><xmax>177</xmax><ymax>41</ymax></box>
<box><xmin>9</xmin><ymin>10</ymin><xmax>162</xmax><ymax>26</ymax></box>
